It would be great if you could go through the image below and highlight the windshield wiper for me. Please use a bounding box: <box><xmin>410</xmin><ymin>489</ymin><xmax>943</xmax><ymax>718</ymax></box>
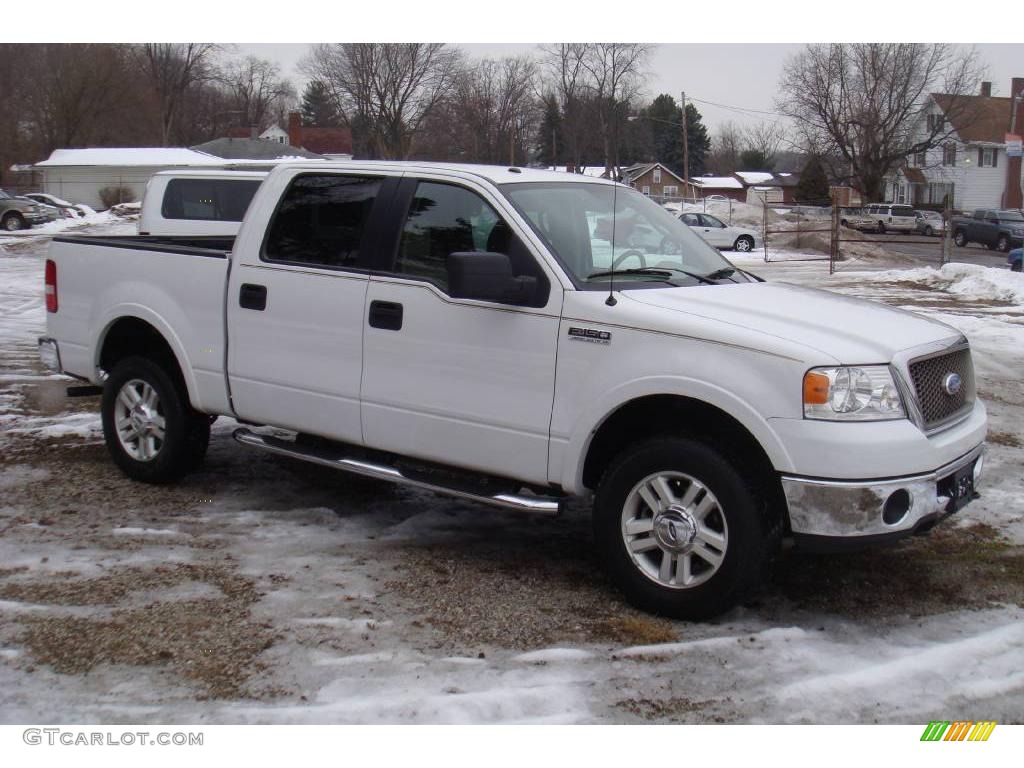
<box><xmin>703</xmin><ymin>267</ymin><xmax>737</xmax><ymax>281</ymax></box>
<box><xmin>586</xmin><ymin>267</ymin><xmax>675</xmax><ymax>281</ymax></box>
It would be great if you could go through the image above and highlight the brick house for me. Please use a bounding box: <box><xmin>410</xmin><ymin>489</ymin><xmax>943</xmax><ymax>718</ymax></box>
<box><xmin>287</xmin><ymin>111</ymin><xmax>353</xmax><ymax>160</ymax></box>
<box><xmin>621</xmin><ymin>162</ymin><xmax>696</xmax><ymax>199</ymax></box>
<box><xmin>889</xmin><ymin>78</ymin><xmax>1024</xmax><ymax>210</ymax></box>
<box><xmin>690</xmin><ymin>175</ymin><xmax>745</xmax><ymax>202</ymax></box>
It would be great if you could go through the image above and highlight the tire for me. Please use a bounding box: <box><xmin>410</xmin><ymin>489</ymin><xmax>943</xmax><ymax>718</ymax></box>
<box><xmin>593</xmin><ymin>436</ymin><xmax>780</xmax><ymax>620</ymax></box>
<box><xmin>733</xmin><ymin>235</ymin><xmax>754</xmax><ymax>253</ymax></box>
<box><xmin>954</xmin><ymin>229</ymin><xmax>967</xmax><ymax>247</ymax></box>
<box><xmin>1012</xmin><ymin>260</ymin><xmax>1023</xmax><ymax>273</ymax></box>
<box><xmin>924</xmin><ymin>226</ymin><xmax>933</xmax><ymax>237</ymax></box>
<box><xmin>101</xmin><ymin>356</ymin><xmax>209</xmax><ymax>484</ymax></box>
<box><xmin>876</xmin><ymin>221</ymin><xmax>886</xmax><ymax>234</ymax></box>
<box><xmin>997</xmin><ymin>235</ymin><xmax>1010</xmax><ymax>253</ymax></box>
<box><xmin>2</xmin><ymin>212</ymin><xmax>25</xmax><ymax>231</ymax></box>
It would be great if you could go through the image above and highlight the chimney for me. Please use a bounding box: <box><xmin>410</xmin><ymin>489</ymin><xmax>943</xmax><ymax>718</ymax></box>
<box><xmin>980</xmin><ymin>81</ymin><xmax>992</xmax><ymax>97</ymax></box>
<box><xmin>288</xmin><ymin>111</ymin><xmax>303</xmax><ymax>149</ymax></box>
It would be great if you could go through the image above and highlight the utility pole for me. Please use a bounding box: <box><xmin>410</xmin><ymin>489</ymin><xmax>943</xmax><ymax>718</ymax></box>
<box><xmin>681</xmin><ymin>91</ymin><xmax>690</xmax><ymax>192</ymax></box>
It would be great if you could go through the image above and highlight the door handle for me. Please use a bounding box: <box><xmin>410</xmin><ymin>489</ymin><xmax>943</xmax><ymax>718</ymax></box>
<box><xmin>368</xmin><ymin>300</ymin><xmax>403</xmax><ymax>331</ymax></box>
<box><xmin>239</xmin><ymin>283</ymin><xmax>267</xmax><ymax>311</ymax></box>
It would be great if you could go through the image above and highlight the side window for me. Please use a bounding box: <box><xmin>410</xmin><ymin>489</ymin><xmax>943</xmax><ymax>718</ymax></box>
<box><xmin>680</xmin><ymin>213</ymin><xmax>700</xmax><ymax>226</ymax></box>
<box><xmin>264</xmin><ymin>174</ymin><xmax>382</xmax><ymax>269</ymax></box>
<box><xmin>162</xmin><ymin>179</ymin><xmax>261</xmax><ymax>222</ymax></box>
<box><xmin>393</xmin><ymin>181</ymin><xmax>546</xmax><ymax>300</ymax></box>
<box><xmin>700</xmin><ymin>214</ymin><xmax>725</xmax><ymax>228</ymax></box>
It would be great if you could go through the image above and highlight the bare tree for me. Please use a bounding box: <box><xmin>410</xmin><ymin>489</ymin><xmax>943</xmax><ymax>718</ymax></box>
<box><xmin>303</xmin><ymin>43</ymin><xmax>460</xmax><ymax>159</ymax></box>
<box><xmin>539</xmin><ymin>43</ymin><xmax>592</xmax><ymax>169</ymax></box>
<box><xmin>219</xmin><ymin>55</ymin><xmax>295</xmax><ymax>133</ymax></box>
<box><xmin>707</xmin><ymin>120</ymin><xmax>743</xmax><ymax>175</ymax></box>
<box><xmin>138</xmin><ymin>44</ymin><xmax>218</xmax><ymax>146</ymax></box>
<box><xmin>776</xmin><ymin>43</ymin><xmax>985</xmax><ymax>201</ymax></box>
<box><xmin>578</xmin><ymin>43</ymin><xmax>653</xmax><ymax>175</ymax></box>
<box><xmin>742</xmin><ymin>122</ymin><xmax>787</xmax><ymax>167</ymax></box>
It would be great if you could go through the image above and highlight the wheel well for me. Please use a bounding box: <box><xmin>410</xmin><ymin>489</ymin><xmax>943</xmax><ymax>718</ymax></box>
<box><xmin>99</xmin><ymin>317</ymin><xmax>187</xmax><ymax>393</ymax></box>
<box><xmin>581</xmin><ymin>395</ymin><xmax>787</xmax><ymax>521</ymax></box>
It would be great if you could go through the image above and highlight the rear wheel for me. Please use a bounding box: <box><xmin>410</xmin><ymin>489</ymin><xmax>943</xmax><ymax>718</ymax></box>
<box><xmin>593</xmin><ymin>437</ymin><xmax>779</xmax><ymax>620</ymax></box>
<box><xmin>101</xmin><ymin>356</ymin><xmax>209</xmax><ymax>483</ymax></box>
<box><xmin>2</xmin><ymin>212</ymin><xmax>25</xmax><ymax>231</ymax></box>
<box><xmin>734</xmin><ymin>235</ymin><xmax>754</xmax><ymax>253</ymax></box>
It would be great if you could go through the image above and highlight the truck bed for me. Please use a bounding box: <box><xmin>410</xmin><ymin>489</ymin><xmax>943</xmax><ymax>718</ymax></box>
<box><xmin>46</xmin><ymin>233</ymin><xmax>235</xmax><ymax>415</ymax></box>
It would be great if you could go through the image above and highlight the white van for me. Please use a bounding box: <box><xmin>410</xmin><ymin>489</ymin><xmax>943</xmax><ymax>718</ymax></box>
<box><xmin>138</xmin><ymin>170</ymin><xmax>267</xmax><ymax>237</ymax></box>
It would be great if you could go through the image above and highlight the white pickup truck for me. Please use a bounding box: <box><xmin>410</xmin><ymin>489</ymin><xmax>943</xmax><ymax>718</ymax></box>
<box><xmin>39</xmin><ymin>162</ymin><xmax>987</xmax><ymax>619</ymax></box>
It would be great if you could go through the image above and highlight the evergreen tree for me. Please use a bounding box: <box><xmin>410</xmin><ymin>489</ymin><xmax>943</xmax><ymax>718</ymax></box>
<box><xmin>739</xmin><ymin>148</ymin><xmax>773</xmax><ymax>172</ymax></box>
<box><xmin>637</xmin><ymin>95</ymin><xmax>709</xmax><ymax>179</ymax></box>
<box><xmin>537</xmin><ymin>94</ymin><xmax>562</xmax><ymax>168</ymax></box>
<box><xmin>300</xmin><ymin>79</ymin><xmax>340</xmax><ymax>127</ymax></box>
<box><xmin>794</xmin><ymin>154</ymin><xmax>831</xmax><ymax>204</ymax></box>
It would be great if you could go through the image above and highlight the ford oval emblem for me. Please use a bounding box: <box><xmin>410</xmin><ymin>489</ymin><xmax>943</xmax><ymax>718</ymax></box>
<box><xmin>943</xmin><ymin>372</ymin><xmax>962</xmax><ymax>396</ymax></box>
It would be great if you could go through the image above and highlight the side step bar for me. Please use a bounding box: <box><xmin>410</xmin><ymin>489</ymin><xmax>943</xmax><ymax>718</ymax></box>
<box><xmin>233</xmin><ymin>428</ymin><xmax>563</xmax><ymax>516</ymax></box>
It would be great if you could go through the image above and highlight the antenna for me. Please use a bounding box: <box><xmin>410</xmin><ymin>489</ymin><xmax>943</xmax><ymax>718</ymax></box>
<box><xmin>606</xmin><ymin>175</ymin><xmax>618</xmax><ymax>307</ymax></box>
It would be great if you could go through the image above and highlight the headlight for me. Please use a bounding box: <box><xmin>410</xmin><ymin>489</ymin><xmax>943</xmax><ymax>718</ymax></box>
<box><xmin>803</xmin><ymin>366</ymin><xmax>905</xmax><ymax>421</ymax></box>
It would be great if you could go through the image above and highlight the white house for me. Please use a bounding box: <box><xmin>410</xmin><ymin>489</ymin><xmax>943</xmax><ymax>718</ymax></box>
<box><xmin>889</xmin><ymin>79</ymin><xmax>1024</xmax><ymax>210</ymax></box>
<box><xmin>34</xmin><ymin>148</ymin><xmax>227</xmax><ymax>209</ymax></box>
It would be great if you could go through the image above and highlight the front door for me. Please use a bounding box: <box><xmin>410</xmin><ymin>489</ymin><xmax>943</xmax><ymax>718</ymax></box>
<box><xmin>698</xmin><ymin>214</ymin><xmax>731</xmax><ymax>247</ymax></box>
<box><xmin>227</xmin><ymin>171</ymin><xmax>395</xmax><ymax>443</ymax></box>
<box><xmin>359</xmin><ymin>176</ymin><xmax>562</xmax><ymax>485</ymax></box>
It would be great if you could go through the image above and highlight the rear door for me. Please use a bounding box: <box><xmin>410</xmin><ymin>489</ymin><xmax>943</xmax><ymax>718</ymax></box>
<box><xmin>226</xmin><ymin>170</ymin><xmax>396</xmax><ymax>444</ymax></box>
<box><xmin>359</xmin><ymin>173</ymin><xmax>562</xmax><ymax>485</ymax></box>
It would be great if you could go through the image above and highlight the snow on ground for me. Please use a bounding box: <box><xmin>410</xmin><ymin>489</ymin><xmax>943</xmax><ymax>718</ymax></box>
<box><xmin>0</xmin><ymin>226</ymin><xmax>1021</xmax><ymax>724</ymax></box>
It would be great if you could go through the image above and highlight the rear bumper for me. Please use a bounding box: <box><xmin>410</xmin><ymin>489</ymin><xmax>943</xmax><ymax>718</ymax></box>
<box><xmin>782</xmin><ymin>442</ymin><xmax>985</xmax><ymax>551</ymax></box>
<box><xmin>38</xmin><ymin>337</ymin><xmax>62</xmax><ymax>373</ymax></box>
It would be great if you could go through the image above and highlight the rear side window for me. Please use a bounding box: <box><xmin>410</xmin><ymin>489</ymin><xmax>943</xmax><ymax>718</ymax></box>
<box><xmin>264</xmin><ymin>174</ymin><xmax>382</xmax><ymax>269</ymax></box>
<box><xmin>161</xmin><ymin>178</ymin><xmax>261</xmax><ymax>222</ymax></box>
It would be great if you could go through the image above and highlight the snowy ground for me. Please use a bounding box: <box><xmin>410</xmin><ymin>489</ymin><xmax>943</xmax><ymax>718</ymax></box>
<box><xmin>1</xmin><ymin>225</ymin><xmax>1022</xmax><ymax>724</ymax></box>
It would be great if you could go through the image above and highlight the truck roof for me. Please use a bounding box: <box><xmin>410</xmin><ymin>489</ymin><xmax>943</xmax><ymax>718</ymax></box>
<box><xmin>268</xmin><ymin>160</ymin><xmax>619</xmax><ymax>186</ymax></box>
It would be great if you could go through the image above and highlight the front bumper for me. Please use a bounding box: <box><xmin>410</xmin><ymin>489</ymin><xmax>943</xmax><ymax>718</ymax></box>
<box><xmin>782</xmin><ymin>442</ymin><xmax>985</xmax><ymax>551</ymax></box>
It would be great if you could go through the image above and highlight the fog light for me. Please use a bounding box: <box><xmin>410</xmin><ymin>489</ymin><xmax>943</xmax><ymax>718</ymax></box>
<box><xmin>882</xmin><ymin>489</ymin><xmax>912</xmax><ymax>525</ymax></box>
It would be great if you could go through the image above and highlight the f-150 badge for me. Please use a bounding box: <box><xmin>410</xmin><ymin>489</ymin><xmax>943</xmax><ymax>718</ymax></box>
<box><xmin>568</xmin><ymin>327</ymin><xmax>611</xmax><ymax>344</ymax></box>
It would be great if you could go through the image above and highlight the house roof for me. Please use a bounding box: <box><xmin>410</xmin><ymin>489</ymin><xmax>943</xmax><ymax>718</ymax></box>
<box><xmin>902</xmin><ymin>167</ymin><xmax>928</xmax><ymax>184</ymax></box>
<box><xmin>691</xmin><ymin>175</ymin><xmax>743</xmax><ymax>189</ymax></box>
<box><xmin>35</xmin><ymin>147</ymin><xmax>225</xmax><ymax>167</ymax></box>
<box><xmin>932</xmin><ymin>93</ymin><xmax>1012</xmax><ymax>144</ymax></box>
<box><xmin>734</xmin><ymin>171</ymin><xmax>775</xmax><ymax>185</ymax></box>
<box><xmin>622</xmin><ymin>162</ymin><xmax>688</xmax><ymax>186</ymax></box>
<box><xmin>297</xmin><ymin>127</ymin><xmax>354</xmax><ymax>156</ymax></box>
<box><xmin>193</xmin><ymin>138</ymin><xmax>323</xmax><ymax>161</ymax></box>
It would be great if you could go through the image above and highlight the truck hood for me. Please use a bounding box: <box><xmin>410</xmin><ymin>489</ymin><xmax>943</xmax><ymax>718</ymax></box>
<box><xmin>623</xmin><ymin>281</ymin><xmax>960</xmax><ymax>364</ymax></box>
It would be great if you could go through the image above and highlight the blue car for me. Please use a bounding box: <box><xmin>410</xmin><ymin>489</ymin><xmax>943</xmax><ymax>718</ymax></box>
<box><xmin>1010</xmin><ymin>247</ymin><xmax>1022</xmax><ymax>272</ymax></box>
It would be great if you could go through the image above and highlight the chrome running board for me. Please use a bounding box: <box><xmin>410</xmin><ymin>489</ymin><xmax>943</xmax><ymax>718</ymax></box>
<box><xmin>233</xmin><ymin>428</ymin><xmax>562</xmax><ymax>516</ymax></box>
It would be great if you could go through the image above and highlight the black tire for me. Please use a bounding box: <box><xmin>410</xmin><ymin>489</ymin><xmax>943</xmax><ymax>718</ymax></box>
<box><xmin>924</xmin><ymin>225</ymin><xmax>933</xmax><ymax>237</ymax></box>
<box><xmin>101</xmin><ymin>356</ymin><xmax>208</xmax><ymax>484</ymax></box>
<box><xmin>997</xmin><ymin>235</ymin><xmax>1010</xmax><ymax>253</ymax></box>
<box><xmin>876</xmin><ymin>221</ymin><xmax>886</xmax><ymax>234</ymax></box>
<box><xmin>954</xmin><ymin>229</ymin><xmax>967</xmax><ymax>247</ymax></box>
<box><xmin>1011</xmin><ymin>260</ymin><xmax>1023</xmax><ymax>272</ymax></box>
<box><xmin>593</xmin><ymin>436</ymin><xmax>780</xmax><ymax>620</ymax></box>
<box><xmin>734</xmin><ymin>235</ymin><xmax>754</xmax><ymax>253</ymax></box>
<box><xmin>2</xmin><ymin>212</ymin><xmax>26</xmax><ymax>231</ymax></box>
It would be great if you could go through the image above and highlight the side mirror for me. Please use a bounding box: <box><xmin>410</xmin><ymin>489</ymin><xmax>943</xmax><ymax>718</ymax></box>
<box><xmin>446</xmin><ymin>251</ymin><xmax>538</xmax><ymax>305</ymax></box>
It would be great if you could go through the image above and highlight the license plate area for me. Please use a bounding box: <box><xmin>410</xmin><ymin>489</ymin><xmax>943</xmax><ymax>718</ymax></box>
<box><xmin>938</xmin><ymin>461</ymin><xmax>976</xmax><ymax>513</ymax></box>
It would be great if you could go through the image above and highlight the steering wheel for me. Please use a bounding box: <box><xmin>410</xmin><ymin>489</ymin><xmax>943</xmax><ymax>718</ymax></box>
<box><xmin>610</xmin><ymin>249</ymin><xmax>647</xmax><ymax>270</ymax></box>
<box><xmin>659</xmin><ymin>236</ymin><xmax>682</xmax><ymax>255</ymax></box>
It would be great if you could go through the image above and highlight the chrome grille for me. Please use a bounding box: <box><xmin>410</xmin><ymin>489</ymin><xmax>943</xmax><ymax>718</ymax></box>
<box><xmin>908</xmin><ymin>347</ymin><xmax>974</xmax><ymax>431</ymax></box>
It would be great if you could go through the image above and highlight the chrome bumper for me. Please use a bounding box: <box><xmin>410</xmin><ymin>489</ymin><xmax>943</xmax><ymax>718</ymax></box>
<box><xmin>782</xmin><ymin>443</ymin><xmax>985</xmax><ymax>546</ymax></box>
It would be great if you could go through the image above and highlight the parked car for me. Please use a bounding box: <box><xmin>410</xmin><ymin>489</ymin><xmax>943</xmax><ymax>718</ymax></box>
<box><xmin>704</xmin><ymin>194</ymin><xmax>729</xmax><ymax>202</ymax></box>
<box><xmin>950</xmin><ymin>209</ymin><xmax>1024</xmax><ymax>252</ymax></box>
<box><xmin>915</xmin><ymin>210</ymin><xmax>946</xmax><ymax>237</ymax></box>
<box><xmin>1009</xmin><ymin>247</ymin><xmax>1022</xmax><ymax>272</ymax></box>
<box><xmin>138</xmin><ymin>170</ymin><xmax>266</xmax><ymax>237</ymax></box>
<box><xmin>678</xmin><ymin>212</ymin><xmax>759</xmax><ymax>252</ymax></box>
<box><xmin>40</xmin><ymin>161</ymin><xmax>987</xmax><ymax>620</ymax></box>
<box><xmin>21</xmin><ymin>193</ymin><xmax>85</xmax><ymax>219</ymax></box>
<box><xmin>859</xmin><ymin>203</ymin><xmax>918</xmax><ymax>233</ymax></box>
<box><xmin>0</xmin><ymin>188</ymin><xmax>50</xmax><ymax>231</ymax></box>
<box><xmin>20</xmin><ymin>198</ymin><xmax>60</xmax><ymax>224</ymax></box>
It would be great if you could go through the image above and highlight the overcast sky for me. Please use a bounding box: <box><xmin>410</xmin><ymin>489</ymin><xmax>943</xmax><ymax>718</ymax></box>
<box><xmin>241</xmin><ymin>43</ymin><xmax>1024</xmax><ymax>135</ymax></box>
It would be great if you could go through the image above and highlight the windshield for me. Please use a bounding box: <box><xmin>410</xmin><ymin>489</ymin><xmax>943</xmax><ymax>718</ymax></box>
<box><xmin>997</xmin><ymin>211</ymin><xmax>1024</xmax><ymax>222</ymax></box>
<box><xmin>501</xmin><ymin>182</ymin><xmax>737</xmax><ymax>287</ymax></box>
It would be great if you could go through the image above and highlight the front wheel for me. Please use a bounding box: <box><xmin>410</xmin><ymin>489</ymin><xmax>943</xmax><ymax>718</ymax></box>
<box><xmin>593</xmin><ymin>437</ymin><xmax>779</xmax><ymax>620</ymax></box>
<box><xmin>101</xmin><ymin>356</ymin><xmax>209</xmax><ymax>484</ymax></box>
<box><xmin>734</xmin><ymin>235</ymin><xmax>754</xmax><ymax>253</ymax></box>
<box><xmin>924</xmin><ymin>225</ymin><xmax>933</xmax><ymax>237</ymax></box>
<box><xmin>997</xmin><ymin>235</ymin><xmax>1010</xmax><ymax>253</ymax></box>
<box><xmin>876</xmin><ymin>221</ymin><xmax>886</xmax><ymax>234</ymax></box>
<box><xmin>954</xmin><ymin>230</ymin><xmax>967</xmax><ymax>247</ymax></box>
<box><xmin>2</xmin><ymin>212</ymin><xmax>25</xmax><ymax>231</ymax></box>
